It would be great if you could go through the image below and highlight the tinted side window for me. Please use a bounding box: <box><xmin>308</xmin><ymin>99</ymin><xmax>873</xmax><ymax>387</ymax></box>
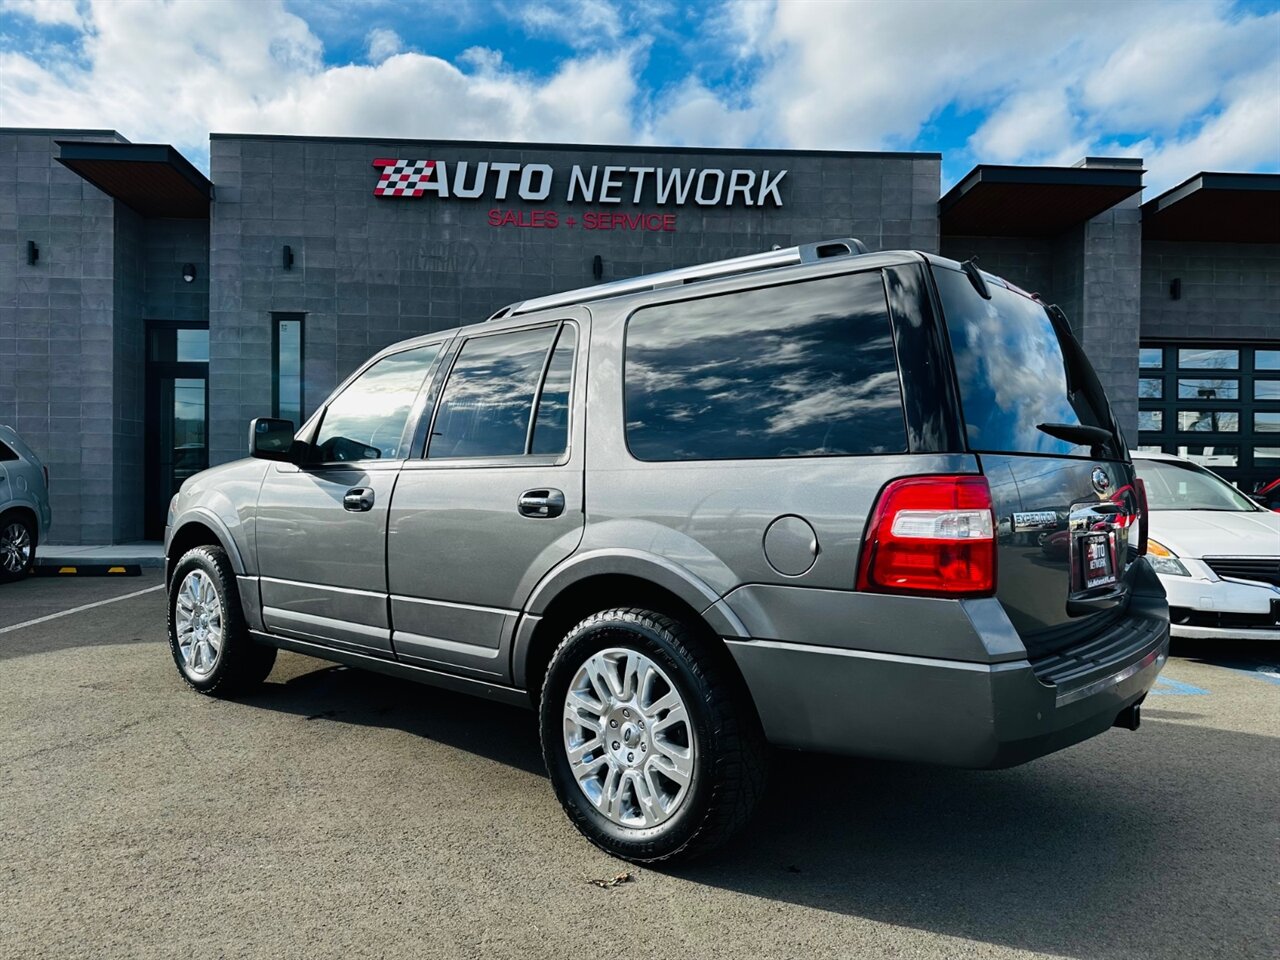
<box><xmin>429</xmin><ymin>326</ymin><xmax>558</xmax><ymax>459</ymax></box>
<box><xmin>625</xmin><ymin>272</ymin><xmax>906</xmax><ymax>461</ymax></box>
<box><xmin>530</xmin><ymin>326</ymin><xmax>577</xmax><ymax>456</ymax></box>
<box><xmin>0</xmin><ymin>441</ymin><xmax>16</xmax><ymax>462</ymax></box>
<box><xmin>314</xmin><ymin>344</ymin><xmax>441</xmax><ymax>462</ymax></box>
<box><xmin>936</xmin><ymin>267</ymin><xmax>1114</xmax><ymax>456</ymax></box>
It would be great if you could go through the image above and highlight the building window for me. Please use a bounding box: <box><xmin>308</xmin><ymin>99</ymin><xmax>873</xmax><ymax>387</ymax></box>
<box><xmin>149</xmin><ymin>327</ymin><xmax>209</xmax><ymax>363</ymax></box>
<box><xmin>1177</xmin><ymin>378</ymin><xmax>1238</xmax><ymax>400</ymax></box>
<box><xmin>1177</xmin><ymin>410</ymin><xmax>1239</xmax><ymax>433</ymax></box>
<box><xmin>1177</xmin><ymin>348</ymin><xmax>1238</xmax><ymax>370</ymax></box>
<box><xmin>273</xmin><ymin>314</ymin><xmax>304</xmax><ymax>428</ymax></box>
<box><xmin>1141</xmin><ymin>341</ymin><xmax>1280</xmax><ymax>491</ymax></box>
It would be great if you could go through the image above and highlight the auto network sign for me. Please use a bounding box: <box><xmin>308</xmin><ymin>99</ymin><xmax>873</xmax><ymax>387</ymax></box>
<box><xmin>371</xmin><ymin>157</ymin><xmax>788</xmax><ymax>232</ymax></box>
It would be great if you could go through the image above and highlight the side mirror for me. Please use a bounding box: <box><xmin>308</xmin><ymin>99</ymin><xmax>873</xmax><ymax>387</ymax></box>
<box><xmin>249</xmin><ymin>417</ymin><xmax>298</xmax><ymax>462</ymax></box>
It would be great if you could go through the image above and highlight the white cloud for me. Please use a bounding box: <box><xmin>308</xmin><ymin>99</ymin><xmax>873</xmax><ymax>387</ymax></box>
<box><xmin>0</xmin><ymin>0</ymin><xmax>639</xmax><ymax>166</ymax></box>
<box><xmin>0</xmin><ymin>0</ymin><xmax>1274</xmax><ymax>194</ymax></box>
<box><xmin>968</xmin><ymin>88</ymin><xmax>1088</xmax><ymax>166</ymax></box>
<box><xmin>507</xmin><ymin>0</ymin><xmax>623</xmax><ymax>48</ymax></box>
<box><xmin>365</xmin><ymin>27</ymin><xmax>402</xmax><ymax>64</ymax></box>
<box><xmin>0</xmin><ymin>0</ymin><xmax>85</xmax><ymax>28</ymax></box>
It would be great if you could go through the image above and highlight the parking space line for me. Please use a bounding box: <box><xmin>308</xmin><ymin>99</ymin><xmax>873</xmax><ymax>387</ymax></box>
<box><xmin>0</xmin><ymin>585</ymin><xmax>165</xmax><ymax>636</ymax></box>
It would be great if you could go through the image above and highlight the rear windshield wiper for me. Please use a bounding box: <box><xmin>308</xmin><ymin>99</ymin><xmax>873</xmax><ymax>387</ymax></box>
<box><xmin>1036</xmin><ymin>422</ymin><xmax>1114</xmax><ymax>448</ymax></box>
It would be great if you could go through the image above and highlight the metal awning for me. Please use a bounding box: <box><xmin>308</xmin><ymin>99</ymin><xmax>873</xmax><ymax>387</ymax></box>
<box><xmin>1142</xmin><ymin>172</ymin><xmax>1280</xmax><ymax>243</ymax></box>
<box><xmin>940</xmin><ymin>162</ymin><xmax>1144</xmax><ymax>237</ymax></box>
<box><xmin>55</xmin><ymin>141</ymin><xmax>211</xmax><ymax>219</ymax></box>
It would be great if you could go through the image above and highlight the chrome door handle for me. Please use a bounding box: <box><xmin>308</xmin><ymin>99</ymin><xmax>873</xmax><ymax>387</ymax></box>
<box><xmin>518</xmin><ymin>488</ymin><xmax>565</xmax><ymax>519</ymax></box>
<box><xmin>343</xmin><ymin>487</ymin><xmax>375</xmax><ymax>512</ymax></box>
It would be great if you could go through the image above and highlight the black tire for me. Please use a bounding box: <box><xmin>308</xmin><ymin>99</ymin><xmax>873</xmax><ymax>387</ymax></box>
<box><xmin>539</xmin><ymin>608</ymin><xmax>768</xmax><ymax>863</ymax></box>
<box><xmin>167</xmin><ymin>545</ymin><xmax>276</xmax><ymax>696</ymax></box>
<box><xmin>0</xmin><ymin>510</ymin><xmax>37</xmax><ymax>583</ymax></box>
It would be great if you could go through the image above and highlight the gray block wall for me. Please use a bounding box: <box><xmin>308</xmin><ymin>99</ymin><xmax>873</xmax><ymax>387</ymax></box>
<box><xmin>0</xmin><ymin>129</ymin><xmax>126</xmax><ymax>544</ymax></box>
<box><xmin>1076</xmin><ymin>197</ymin><xmax>1143</xmax><ymax>440</ymax></box>
<box><xmin>937</xmin><ymin>236</ymin><xmax>1057</xmax><ymax>299</ymax></box>
<box><xmin>112</xmin><ymin>203</ymin><xmax>145</xmax><ymax>542</ymax></box>
<box><xmin>1141</xmin><ymin>240</ymin><xmax>1280</xmax><ymax>342</ymax></box>
<box><xmin>208</xmin><ymin>135</ymin><xmax>941</xmax><ymax>466</ymax></box>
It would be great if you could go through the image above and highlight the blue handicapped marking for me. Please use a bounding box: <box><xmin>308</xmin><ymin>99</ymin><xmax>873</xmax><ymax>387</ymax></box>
<box><xmin>1149</xmin><ymin>676</ymin><xmax>1210</xmax><ymax>695</ymax></box>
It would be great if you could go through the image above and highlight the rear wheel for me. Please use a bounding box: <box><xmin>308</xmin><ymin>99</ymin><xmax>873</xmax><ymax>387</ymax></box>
<box><xmin>167</xmin><ymin>545</ymin><xmax>275</xmax><ymax>696</ymax></box>
<box><xmin>540</xmin><ymin>608</ymin><xmax>767</xmax><ymax>863</ymax></box>
<box><xmin>0</xmin><ymin>511</ymin><xmax>36</xmax><ymax>583</ymax></box>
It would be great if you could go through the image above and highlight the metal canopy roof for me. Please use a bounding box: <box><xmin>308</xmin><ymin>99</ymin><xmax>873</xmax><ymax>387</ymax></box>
<box><xmin>940</xmin><ymin>162</ymin><xmax>1144</xmax><ymax>238</ymax></box>
<box><xmin>1142</xmin><ymin>172</ymin><xmax>1280</xmax><ymax>243</ymax></box>
<box><xmin>55</xmin><ymin>141</ymin><xmax>212</xmax><ymax>219</ymax></box>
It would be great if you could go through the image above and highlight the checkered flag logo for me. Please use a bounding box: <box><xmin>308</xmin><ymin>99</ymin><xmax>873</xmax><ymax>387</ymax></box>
<box><xmin>372</xmin><ymin>158</ymin><xmax>436</xmax><ymax>197</ymax></box>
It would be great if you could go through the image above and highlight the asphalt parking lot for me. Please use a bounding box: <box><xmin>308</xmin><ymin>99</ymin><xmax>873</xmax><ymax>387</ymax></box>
<box><xmin>1</xmin><ymin>575</ymin><xmax>1276</xmax><ymax>960</ymax></box>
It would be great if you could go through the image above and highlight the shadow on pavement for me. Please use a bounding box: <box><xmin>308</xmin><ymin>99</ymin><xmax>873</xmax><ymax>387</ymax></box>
<box><xmin>1171</xmin><ymin>637</ymin><xmax>1279</xmax><ymax>674</ymax></box>
<box><xmin>239</xmin><ymin>658</ymin><xmax>1274</xmax><ymax>959</ymax></box>
<box><xmin>244</xmin><ymin>662</ymin><xmax>547</xmax><ymax>777</ymax></box>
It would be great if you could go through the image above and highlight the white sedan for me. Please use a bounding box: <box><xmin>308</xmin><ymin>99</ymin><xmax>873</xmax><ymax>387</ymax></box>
<box><xmin>1133</xmin><ymin>451</ymin><xmax>1280</xmax><ymax>640</ymax></box>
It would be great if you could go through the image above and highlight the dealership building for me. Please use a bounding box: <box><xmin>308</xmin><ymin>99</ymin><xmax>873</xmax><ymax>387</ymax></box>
<box><xmin>1</xmin><ymin>127</ymin><xmax>1277</xmax><ymax>544</ymax></box>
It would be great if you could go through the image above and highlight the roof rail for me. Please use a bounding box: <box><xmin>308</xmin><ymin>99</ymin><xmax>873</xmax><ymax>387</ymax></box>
<box><xmin>505</xmin><ymin>237</ymin><xmax>868</xmax><ymax>317</ymax></box>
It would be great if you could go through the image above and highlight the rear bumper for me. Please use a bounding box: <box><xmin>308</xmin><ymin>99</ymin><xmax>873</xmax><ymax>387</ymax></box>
<box><xmin>725</xmin><ymin>619</ymin><xmax>1169</xmax><ymax>769</ymax></box>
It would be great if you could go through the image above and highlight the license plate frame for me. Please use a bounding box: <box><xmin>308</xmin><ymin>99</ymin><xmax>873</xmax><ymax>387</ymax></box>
<box><xmin>1081</xmin><ymin>532</ymin><xmax>1117</xmax><ymax>590</ymax></box>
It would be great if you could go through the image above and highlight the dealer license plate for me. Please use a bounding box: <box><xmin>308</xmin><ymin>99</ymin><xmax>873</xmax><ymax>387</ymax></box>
<box><xmin>1082</xmin><ymin>533</ymin><xmax>1116</xmax><ymax>589</ymax></box>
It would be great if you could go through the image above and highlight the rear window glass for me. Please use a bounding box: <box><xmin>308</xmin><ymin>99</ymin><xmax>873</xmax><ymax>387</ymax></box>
<box><xmin>624</xmin><ymin>272</ymin><xmax>906</xmax><ymax>461</ymax></box>
<box><xmin>936</xmin><ymin>266</ymin><xmax>1114</xmax><ymax>457</ymax></box>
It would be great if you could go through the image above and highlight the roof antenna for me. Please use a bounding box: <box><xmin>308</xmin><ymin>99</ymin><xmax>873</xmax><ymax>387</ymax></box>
<box><xmin>961</xmin><ymin>257</ymin><xmax>991</xmax><ymax>300</ymax></box>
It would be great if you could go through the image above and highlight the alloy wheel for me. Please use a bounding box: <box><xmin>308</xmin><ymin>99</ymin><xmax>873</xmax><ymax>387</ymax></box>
<box><xmin>562</xmin><ymin>647</ymin><xmax>697</xmax><ymax>828</ymax></box>
<box><xmin>174</xmin><ymin>569</ymin><xmax>224</xmax><ymax>679</ymax></box>
<box><xmin>0</xmin><ymin>521</ymin><xmax>31</xmax><ymax>574</ymax></box>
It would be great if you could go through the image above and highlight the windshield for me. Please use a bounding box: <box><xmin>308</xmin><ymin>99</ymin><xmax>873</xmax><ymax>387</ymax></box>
<box><xmin>935</xmin><ymin>265</ymin><xmax>1120</xmax><ymax>459</ymax></box>
<box><xmin>1135</xmin><ymin>458</ymin><xmax>1259</xmax><ymax>512</ymax></box>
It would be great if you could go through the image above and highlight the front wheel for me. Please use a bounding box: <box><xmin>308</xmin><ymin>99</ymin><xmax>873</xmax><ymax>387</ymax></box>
<box><xmin>540</xmin><ymin>608</ymin><xmax>768</xmax><ymax>863</ymax></box>
<box><xmin>167</xmin><ymin>545</ymin><xmax>276</xmax><ymax>696</ymax></box>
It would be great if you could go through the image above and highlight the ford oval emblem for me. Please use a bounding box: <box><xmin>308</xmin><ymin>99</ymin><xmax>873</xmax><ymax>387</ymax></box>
<box><xmin>1091</xmin><ymin>466</ymin><xmax>1112</xmax><ymax>495</ymax></box>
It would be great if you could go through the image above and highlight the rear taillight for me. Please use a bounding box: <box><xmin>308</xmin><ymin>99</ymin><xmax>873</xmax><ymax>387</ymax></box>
<box><xmin>1135</xmin><ymin>477</ymin><xmax>1149</xmax><ymax>556</ymax></box>
<box><xmin>856</xmin><ymin>475</ymin><xmax>997</xmax><ymax>598</ymax></box>
<box><xmin>42</xmin><ymin>465</ymin><xmax>49</xmax><ymax>487</ymax></box>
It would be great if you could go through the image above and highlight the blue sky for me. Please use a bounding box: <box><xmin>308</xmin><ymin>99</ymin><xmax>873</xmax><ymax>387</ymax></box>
<box><xmin>1</xmin><ymin>0</ymin><xmax>1277</xmax><ymax>194</ymax></box>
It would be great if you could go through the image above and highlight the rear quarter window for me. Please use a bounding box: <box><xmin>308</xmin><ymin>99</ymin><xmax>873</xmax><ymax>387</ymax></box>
<box><xmin>624</xmin><ymin>271</ymin><xmax>907</xmax><ymax>461</ymax></box>
<box><xmin>935</xmin><ymin>266</ymin><xmax>1114</xmax><ymax>457</ymax></box>
<box><xmin>0</xmin><ymin>441</ymin><xmax>16</xmax><ymax>462</ymax></box>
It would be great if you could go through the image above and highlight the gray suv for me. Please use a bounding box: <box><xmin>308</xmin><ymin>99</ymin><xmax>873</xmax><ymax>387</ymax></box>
<box><xmin>0</xmin><ymin>425</ymin><xmax>51</xmax><ymax>582</ymax></box>
<box><xmin>165</xmin><ymin>240</ymin><xmax>1169</xmax><ymax>862</ymax></box>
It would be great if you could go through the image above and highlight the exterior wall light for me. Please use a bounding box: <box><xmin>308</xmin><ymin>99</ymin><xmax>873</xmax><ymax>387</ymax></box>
<box><xmin>182</xmin><ymin>263</ymin><xmax>197</xmax><ymax>283</ymax></box>
<box><xmin>592</xmin><ymin>254</ymin><xmax>603</xmax><ymax>281</ymax></box>
<box><xmin>27</xmin><ymin>240</ymin><xmax>38</xmax><ymax>265</ymax></box>
<box><xmin>1170</xmin><ymin>278</ymin><xmax>1181</xmax><ymax>300</ymax></box>
<box><xmin>283</xmin><ymin>245</ymin><xmax>294</xmax><ymax>270</ymax></box>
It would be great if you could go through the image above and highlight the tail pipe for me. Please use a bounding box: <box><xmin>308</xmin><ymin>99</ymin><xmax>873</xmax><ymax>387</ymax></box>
<box><xmin>1113</xmin><ymin>695</ymin><xmax>1145</xmax><ymax>731</ymax></box>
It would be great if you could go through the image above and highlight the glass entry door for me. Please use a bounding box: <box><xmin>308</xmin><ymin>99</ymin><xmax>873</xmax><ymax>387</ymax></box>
<box><xmin>145</xmin><ymin>323</ymin><xmax>209</xmax><ymax>539</ymax></box>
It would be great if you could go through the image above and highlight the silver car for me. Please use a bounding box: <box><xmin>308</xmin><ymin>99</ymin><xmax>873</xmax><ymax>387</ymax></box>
<box><xmin>0</xmin><ymin>425</ymin><xmax>52</xmax><ymax>582</ymax></box>
<box><xmin>165</xmin><ymin>240</ymin><xmax>1170</xmax><ymax>862</ymax></box>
